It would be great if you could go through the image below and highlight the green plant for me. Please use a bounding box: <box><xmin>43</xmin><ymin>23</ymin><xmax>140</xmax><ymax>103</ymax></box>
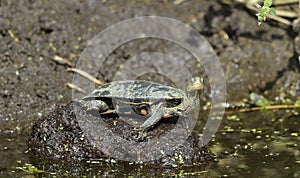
<box><xmin>256</xmin><ymin>0</ymin><xmax>276</xmax><ymax>25</ymax></box>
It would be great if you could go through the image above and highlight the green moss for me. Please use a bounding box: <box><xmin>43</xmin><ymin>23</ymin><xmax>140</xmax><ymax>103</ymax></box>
<box><xmin>16</xmin><ymin>163</ymin><xmax>45</xmax><ymax>173</ymax></box>
<box><xmin>295</xmin><ymin>100</ymin><xmax>300</xmax><ymax>107</ymax></box>
<box><xmin>227</xmin><ymin>115</ymin><xmax>240</xmax><ymax>122</ymax></box>
<box><xmin>249</xmin><ymin>92</ymin><xmax>272</xmax><ymax>106</ymax></box>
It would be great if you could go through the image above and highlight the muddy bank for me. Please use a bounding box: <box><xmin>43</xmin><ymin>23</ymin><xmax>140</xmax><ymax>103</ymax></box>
<box><xmin>29</xmin><ymin>102</ymin><xmax>214</xmax><ymax>165</ymax></box>
<box><xmin>0</xmin><ymin>0</ymin><xmax>299</xmax><ymax>134</ymax></box>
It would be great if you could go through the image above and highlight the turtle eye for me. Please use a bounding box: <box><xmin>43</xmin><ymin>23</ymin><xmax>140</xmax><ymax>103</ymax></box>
<box><xmin>193</xmin><ymin>77</ymin><xmax>204</xmax><ymax>84</ymax></box>
<box><xmin>200</xmin><ymin>78</ymin><xmax>204</xmax><ymax>84</ymax></box>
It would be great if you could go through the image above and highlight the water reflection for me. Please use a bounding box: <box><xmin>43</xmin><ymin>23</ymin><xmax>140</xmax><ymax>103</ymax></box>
<box><xmin>1</xmin><ymin>109</ymin><xmax>299</xmax><ymax>177</ymax></box>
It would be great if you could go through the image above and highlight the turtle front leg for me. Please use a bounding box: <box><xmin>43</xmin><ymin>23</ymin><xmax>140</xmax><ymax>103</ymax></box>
<box><xmin>137</xmin><ymin>102</ymin><xmax>165</xmax><ymax>141</ymax></box>
<box><xmin>164</xmin><ymin>109</ymin><xmax>191</xmax><ymax>128</ymax></box>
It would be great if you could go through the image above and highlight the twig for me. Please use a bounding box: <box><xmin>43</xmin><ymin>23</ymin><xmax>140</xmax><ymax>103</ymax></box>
<box><xmin>8</xmin><ymin>30</ymin><xmax>19</xmax><ymax>42</ymax></box>
<box><xmin>235</xmin><ymin>0</ymin><xmax>259</xmax><ymax>4</ymax></box>
<box><xmin>298</xmin><ymin>0</ymin><xmax>300</xmax><ymax>18</ymax></box>
<box><xmin>273</xmin><ymin>0</ymin><xmax>298</xmax><ymax>6</ymax></box>
<box><xmin>275</xmin><ymin>9</ymin><xmax>298</xmax><ymax>18</ymax></box>
<box><xmin>67</xmin><ymin>68</ymin><xmax>104</xmax><ymax>85</ymax></box>
<box><xmin>174</xmin><ymin>0</ymin><xmax>187</xmax><ymax>5</ymax></box>
<box><xmin>235</xmin><ymin>0</ymin><xmax>298</xmax><ymax>6</ymax></box>
<box><xmin>266</xmin><ymin>14</ymin><xmax>293</xmax><ymax>25</ymax></box>
<box><xmin>235</xmin><ymin>104</ymin><xmax>300</xmax><ymax>113</ymax></box>
<box><xmin>53</xmin><ymin>55</ymin><xmax>73</xmax><ymax>67</ymax></box>
<box><xmin>65</xmin><ymin>83</ymin><xmax>86</xmax><ymax>93</ymax></box>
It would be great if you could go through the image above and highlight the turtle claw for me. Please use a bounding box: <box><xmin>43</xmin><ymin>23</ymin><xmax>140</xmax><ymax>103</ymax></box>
<box><xmin>135</xmin><ymin>130</ymin><xmax>147</xmax><ymax>142</ymax></box>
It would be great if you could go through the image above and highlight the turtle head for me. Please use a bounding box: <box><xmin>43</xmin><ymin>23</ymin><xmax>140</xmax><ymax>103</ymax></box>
<box><xmin>186</xmin><ymin>77</ymin><xmax>204</xmax><ymax>93</ymax></box>
<box><xmin>172</xmin><ymin>77</ymin><xmax>204</xmax><ymax>113</ymax></box>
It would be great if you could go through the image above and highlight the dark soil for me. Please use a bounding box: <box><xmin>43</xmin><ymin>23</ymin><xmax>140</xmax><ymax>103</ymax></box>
<box><xmin>1</xmin><ymin>0</ymin><xmax>298</xmax><ymax>134</ymax></box>
<box><xmin>29</xmin><ymin>102</ymin><xmax>214</xmax><ymax>165</ymax></box>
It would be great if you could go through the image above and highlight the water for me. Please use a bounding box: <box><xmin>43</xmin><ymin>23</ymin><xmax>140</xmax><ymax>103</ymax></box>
<box><xmin>1</xmin><ymin>109</ymin><xmax>299</xmax><ymax>177</ymax></box>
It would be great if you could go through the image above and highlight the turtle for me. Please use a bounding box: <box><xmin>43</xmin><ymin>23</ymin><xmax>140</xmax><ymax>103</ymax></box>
<box><xmin>79</xmin><ymin>77</ymin><xmax>204</xmax><ymax>140</ymax></box>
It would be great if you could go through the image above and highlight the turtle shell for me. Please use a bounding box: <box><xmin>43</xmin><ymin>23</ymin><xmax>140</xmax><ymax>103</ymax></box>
<box><xmin>83</xmin><ymin>80</ymin><xmax>184</xmax><ymax>105</ymax></box>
